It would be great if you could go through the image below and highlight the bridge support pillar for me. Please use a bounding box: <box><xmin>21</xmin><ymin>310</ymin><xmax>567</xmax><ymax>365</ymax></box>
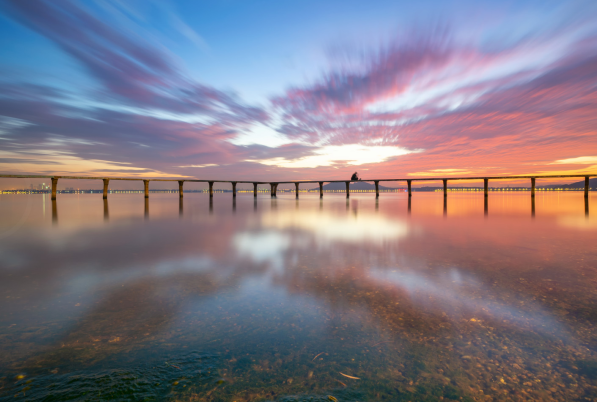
<box><xmin>209</xmin><ymin>181</ymin><xmax>214</xmax><ymax>197</ymax></box>
<box><xmin>375</xmin><ymin>181</ymin><xmax>379</xmax><ymax>198</ymax></box>
<box><xmin>103</xmin><ymin>178</ymin><xmax>109</xmax><ymax>199</ymax></box>
<box><xmin>178</xmin><ymin>180</ymin><xmax>184</xmax><ymax>198</ymax></box>
<box><xmin>143</xmin><ymin>180</ymin><xmax>149</xmax><ymax>198</ymax></box>
<box><xmin>585</xmin><ymin>176</ymin><xmax>590</xmax><ymax>198</ymax></box>
<box><xmin>232</xmin><ymin>182</ymin><xmax>237</xmax><ymax>198</ymax></box>
<box><xmin>484</xmin><ymin>178</ymin><xmax>488</xmax><ymax>197</ymax></box>
<box><xmin>531</xmin><ymin>178</ymin><xmax>535</xmax><ymax>197</ymax></box>
<box><xmin>319</xmin><ymin>182</ymin><xmax>323</xmax><ymax>198</ymax></box>
<box><xmin>443</xmin><ymin>179</ymin><xmax>448</xmax><ymax>197</ymax></box>
<box><xmin>270</xmin><ymin>183</ymin><xmax>275</xmax><ymax>197</ymax></box>
<box><xmin>407</xmin><ymin>180</ymin><xmax>412</xmax><ymax>197</ymax></box>
<box><xmin>253</xmin><ymin>183</ymin><xmax>258</xmax><ymax>197</ymax></box>
<box><xmin>346</xmin><ymin>181</ymin><xmax>350</xmax><ymax>198</ymax></box>
<box><xmin>295</xmin><ymin>182</ymin><xmax>299</xmax><ymax>198</ymax></box>
<box><xmin>51</xmin><ymin>177</ymin><xmax>58</xmax><ymax>200</ymax></box>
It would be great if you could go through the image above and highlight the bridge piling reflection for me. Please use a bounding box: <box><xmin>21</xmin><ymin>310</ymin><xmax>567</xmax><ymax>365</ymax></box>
<box><xmin>51</xmin><ymin>199</ymin><xmax>57</xmax><ymax>224</ymax></box>
<box><xmin>443</xmin><ymin>196</ymin><xmax>447</xmax><ymax>217</ymax></box>
<box><xmin>104</xmin><ymin>198</ymin><xmax>109</xmax><ymax>221</ymax></box>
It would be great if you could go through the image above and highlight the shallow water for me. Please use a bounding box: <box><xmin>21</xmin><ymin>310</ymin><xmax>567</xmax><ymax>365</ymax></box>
<box><xmin>0</xmin><ymin>192</ymin><xmax>596</xmax><ymax>401</ymax></box>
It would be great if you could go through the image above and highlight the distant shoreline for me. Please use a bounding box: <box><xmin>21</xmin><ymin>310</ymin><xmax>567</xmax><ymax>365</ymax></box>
<box><xmin>1</xmin><ymin>187</ymin><xmax>594</xmax><ymax>194</ymax></box>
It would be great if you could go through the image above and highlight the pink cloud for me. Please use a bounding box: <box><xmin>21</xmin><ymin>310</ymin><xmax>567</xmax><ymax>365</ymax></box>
<box><xmin>267</xmin><ymin>28</ymin><xmax>597</xmax><ymax>180</ymax></box>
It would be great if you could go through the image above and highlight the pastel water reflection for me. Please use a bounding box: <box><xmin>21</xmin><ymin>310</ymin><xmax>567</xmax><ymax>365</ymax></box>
<box><xmin>0</xmin><ymin>193</ymin><xmax>596</xmax><ymax>401</ymax></box>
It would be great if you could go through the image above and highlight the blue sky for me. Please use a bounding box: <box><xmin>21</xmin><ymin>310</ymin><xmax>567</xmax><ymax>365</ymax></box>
<box><xmin>0</xmin><ymin>0</ymin><xmax>596</xmax><ymax>187</ymax></box>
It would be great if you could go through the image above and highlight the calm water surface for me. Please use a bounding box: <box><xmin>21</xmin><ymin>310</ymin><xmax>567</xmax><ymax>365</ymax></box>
<box><xmin>0</xmin><ymin>192</ymin><xmax>596</xmax><ymax>401</ymax></box>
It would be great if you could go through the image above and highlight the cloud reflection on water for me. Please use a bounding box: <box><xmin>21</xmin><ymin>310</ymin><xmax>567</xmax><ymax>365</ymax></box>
<box><xmin>1</xmin><ymin>194</ymin><xmax>596</xmax><ymax>401</ymax></box>
<box><xmin>260</xmin><ymin>208</ymin><xmax>410</xmax><ymax>245</ymax></box>
<box><xmin>222</xmin><ymin>196</ymin><xmax>582</xmax><ymax>342</ymax></box>
<box><xmin>233</xmin><ymin>230</ymin><xmax>292</xmax><ymax>267</ymax></box>
<box><xmin>368</xmin><ymin>267</ymin><xmax>567</xmax><ymax>338</ymax></box>
<box><xmin>557</xmin><ymin>215</ymin><xmax>597</xmax><ymax>230</ymax></box>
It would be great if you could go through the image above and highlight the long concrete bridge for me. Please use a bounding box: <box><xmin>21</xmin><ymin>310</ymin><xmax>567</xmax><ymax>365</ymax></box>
<box><xmin>1</xmin><ymin>173</ymin><xmax>594</xmax><ymax>200</ymax></box>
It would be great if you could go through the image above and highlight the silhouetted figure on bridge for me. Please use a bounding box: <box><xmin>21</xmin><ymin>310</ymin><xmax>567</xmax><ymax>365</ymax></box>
<box><xmin>350</xmin><ymin>172</ymin><xmax>360</xmax><ymax>181</ymax></box>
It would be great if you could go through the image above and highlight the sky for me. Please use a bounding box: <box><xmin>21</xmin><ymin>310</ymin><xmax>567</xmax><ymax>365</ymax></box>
<box><xmin>0</xmin><ymin>0</ymin><xmax>596</xmax><ymax>188</ymax></box>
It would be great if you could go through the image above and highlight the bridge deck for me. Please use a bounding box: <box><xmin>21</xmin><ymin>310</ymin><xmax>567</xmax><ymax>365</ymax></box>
<box><xmin>0</xmin><ymin>173</ymin><xmax>594</xmax><ymax>183</ymax></box>
<box><xmin>1</xmin><ymin>173</ymin><xmax>594</xmax><ymax>201</ymax></box>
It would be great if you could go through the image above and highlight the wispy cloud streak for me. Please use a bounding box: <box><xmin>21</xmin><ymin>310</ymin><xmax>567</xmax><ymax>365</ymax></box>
<box><xmin>270</xmin><ymin>20</ymin><xmax>597</xmax><ymax>177</ymax></box>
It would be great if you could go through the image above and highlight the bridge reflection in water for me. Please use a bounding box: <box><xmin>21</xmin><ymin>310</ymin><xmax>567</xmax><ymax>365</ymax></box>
<box><xmin>48</xmin><ymin>191</ymin><xmax>590</xmax><ymax>225</ymax></box>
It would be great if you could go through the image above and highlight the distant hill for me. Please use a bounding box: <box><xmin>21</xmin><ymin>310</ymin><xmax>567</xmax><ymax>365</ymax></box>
<box><xmin>317</xmin><ymin>177</ymin><xmax>597</xmax><ymax>191</ymax></box>
<box><xmin>322</xmin><ymin>181</ymin><xmax>396</xmax><ymax>190</ymax></box>
<box><xmin>545</xmin><ymin>177</ymin><xmax>597</xmax><ymax>188</ymax></box>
